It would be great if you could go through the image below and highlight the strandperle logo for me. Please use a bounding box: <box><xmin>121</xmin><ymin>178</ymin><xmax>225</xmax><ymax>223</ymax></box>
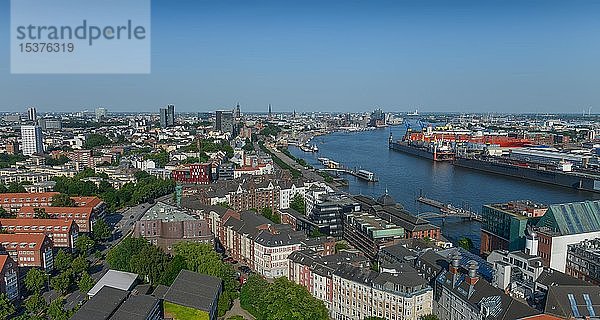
<box><xmin>10</xmin><ymin>0</ymin><xmax>151</xmax><ymax>74</ymax></box>
<box><xmin>15</xmin><ymin>20</ymin><xmax>147</xmax><ymax>46</ymax></box>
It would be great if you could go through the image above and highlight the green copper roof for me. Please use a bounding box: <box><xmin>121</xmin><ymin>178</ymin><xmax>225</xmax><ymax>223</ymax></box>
<box><xmin>537</xmin><ymin>200</ymin><xmax>600</xmax><ymax>236</ymax></box>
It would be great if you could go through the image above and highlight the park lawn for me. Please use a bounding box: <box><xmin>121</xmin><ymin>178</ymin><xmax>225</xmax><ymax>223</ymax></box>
<box><xmin>164</xmin><ymin>301</ymin><xmax>210</xmax><ymax>320</ymax></box>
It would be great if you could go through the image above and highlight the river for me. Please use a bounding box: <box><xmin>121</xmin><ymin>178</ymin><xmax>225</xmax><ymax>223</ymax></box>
<box><xmin>289</xmin><ymin>127</ymin><xmax>600</xmax><ymax>249</ymax></box>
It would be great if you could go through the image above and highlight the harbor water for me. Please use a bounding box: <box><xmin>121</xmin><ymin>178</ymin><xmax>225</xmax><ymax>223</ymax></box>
<box><xmin>289</xmin><ymin>127</ymin><xmax>600</xmax><ymax>249</ymax></box>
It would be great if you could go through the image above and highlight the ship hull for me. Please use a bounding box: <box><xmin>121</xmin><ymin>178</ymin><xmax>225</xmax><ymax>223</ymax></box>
<box><xmin>454</xmin><ymin>157</ymin><xmax>600</xmax><ymax>193</ymax></box>
<box><xmin>389</xmin><ymin>141</ymin><xmax>434</xmax><ymax>160</ymax></box>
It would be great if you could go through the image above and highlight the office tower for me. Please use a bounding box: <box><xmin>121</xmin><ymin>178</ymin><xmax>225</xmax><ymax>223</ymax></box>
<box><xmin>159</xmin><ymin>108</ymin><xmax>168</xmax><ymax>128</ymax></box>
<box><xmin>215</xmin><ymin>110</ymin><xmax>234</xmax><ymax>133</ymax></box>
<box><xmin>167</xmin><ymin>104</ymin><xmax>175</xmax><ymax>126</ymax></box>
<box><xmin>21</xmin><ymin>125</ymin><xmax>44</xmax><ymax>156</ymax></box>
<box><xmin>95</xmin><ymin>107</ymin><xmax>107</xmax><ymax>122</ymax></box>
<box><xmin>27</xmin><ymin>107</ymin><xmax>37</xmax><ymax>123</ymax></box>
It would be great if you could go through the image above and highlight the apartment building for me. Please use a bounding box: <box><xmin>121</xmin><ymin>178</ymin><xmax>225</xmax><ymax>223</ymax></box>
<box><xmin>0</xmin><ymin>255</ymin><xmax>19</xmax><ymax>301</ymax></box>
<box><xmin>0</xmin><ymin>233</ymin><xmax>54</xmax><ymax>271</ymax></box>
<box><xmin>133</xmin><ymin>202</ymin><xmax>213</xmax><ymax>254</ymax></box>
<box><xmin>0</xmin><ymin>218</ymin><xmax>78</xmax><ymax>249</ymax></box>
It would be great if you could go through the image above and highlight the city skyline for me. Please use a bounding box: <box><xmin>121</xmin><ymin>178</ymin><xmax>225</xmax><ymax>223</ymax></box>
<box><xmin>1</xmin><ymin>0</ymin><xmax>600</xmax><ymax>113</ymax></box>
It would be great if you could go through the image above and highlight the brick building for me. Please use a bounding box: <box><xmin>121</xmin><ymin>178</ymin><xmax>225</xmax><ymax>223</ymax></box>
<box><xmin>172</xmin><ymin>163</ymin><xmax>212</xmax><ymax>184</ymax></box>
<box><xmin>0</xmin><ymin>218</ymin><xmax>78</xmax><ymax>249</ymax></box>
<box><xmin>0</xmin><ymin>255</ymin><xmax>19</xmax><ymax>301</ymax></box>
<box><xmin>0</xmin><ymin>192</ymin><xmax>58</xmax><ymax>212</ymax></box>
<box><xmin>0</xmin><ymin>233</ymin><xmax>54</xmax><ymax>271</ymax></box>
<box><xmin>19</xmin><ymin>206</ymin><xmax>94</xmax><ymax>233</ymax></box>
<box><xmin>133</xmin><ymin>202</ymin><xmax>213</xmax><ymax>254</ymax></box>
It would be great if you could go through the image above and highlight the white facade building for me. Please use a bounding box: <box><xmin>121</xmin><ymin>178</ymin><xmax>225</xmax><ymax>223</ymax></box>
<box><xmin>21</xmin><ymin>125</ymin><xmax>44</xmax><ymax>156</ymax></box>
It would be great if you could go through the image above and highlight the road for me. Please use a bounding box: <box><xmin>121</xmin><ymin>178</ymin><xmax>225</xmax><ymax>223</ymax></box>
<box><xmin>268</xmin><ymin>145</ymin><xmax>324</xmax><ymax>182</ymax></box>
<box><xmin>60</xmin><ymin>196</ymin><xmax>170</xmax><ymax>310</ymax></box>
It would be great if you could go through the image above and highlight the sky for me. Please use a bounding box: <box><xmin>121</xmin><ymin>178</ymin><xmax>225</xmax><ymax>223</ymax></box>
<box><xmin>0</xmin><ymin>0</ymin><xmax>599</xmax><ymax>114</ymax></box>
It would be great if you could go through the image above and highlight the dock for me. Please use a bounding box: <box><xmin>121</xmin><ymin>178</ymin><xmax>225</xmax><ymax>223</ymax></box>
<box><xmin>416</xmin><ymin>195</ymin><xmax>482</xmax><ymax>221</ymax></box>
<box><xmin>316</xmin><ymin>158</ymin><xmax>379</xmax><ymax>182</ymax></box>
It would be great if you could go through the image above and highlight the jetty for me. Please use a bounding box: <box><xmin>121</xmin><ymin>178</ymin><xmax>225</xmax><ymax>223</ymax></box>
<box><xmin>416</xmin><ymin>195</ymin><xmax>482</xmax><ymax>221</ymax></box>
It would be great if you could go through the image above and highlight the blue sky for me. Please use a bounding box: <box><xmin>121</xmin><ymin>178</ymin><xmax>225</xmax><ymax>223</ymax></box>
<box><xmin>1</xmin><ymin>0</ymin><xmax>599</xmax><ymax>113</ymax></box>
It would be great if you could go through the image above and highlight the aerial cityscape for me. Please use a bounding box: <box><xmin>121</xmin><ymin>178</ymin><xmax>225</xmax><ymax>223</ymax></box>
<box><xmin>2</xmin><ymin>1</ymin><xmax>600</xmax><ymax>320</ymax></box>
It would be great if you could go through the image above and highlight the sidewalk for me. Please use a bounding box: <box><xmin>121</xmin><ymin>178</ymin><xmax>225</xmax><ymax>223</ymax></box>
<box><xmin>222</xmin><ymin>298</ymin><xmax>255</xmax><ymax>320</ymax></box>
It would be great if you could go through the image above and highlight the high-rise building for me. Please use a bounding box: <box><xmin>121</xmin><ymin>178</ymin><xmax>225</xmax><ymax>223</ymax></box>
<box><xmin>167</xmin><ymin>104</ymin><xmax>175</xmax><ymax>126</ymax></box>
<box><xmin>95</xmin><ymin>108</ymin><xmax>107</xmax><ymax>122</ymax></box>
<box><xmin>20</xmin><ymin>125</ymin><xmax>44</xmax><ymax>156</ymax></box>
<box><xmin>160</xmin><ymin>105</ymin><xmax>175</xmax><ymax>128</ymax></box>
<box><xmin>215</xmin><ymin>110</ymin><xmax>234</xmax><ymax>133</ymax></box>
<box><xmin>159</xmin><ymin>108</ymin><xmax>168</xmax><ymax>128</ymax></box>
<box><xmin>27</xmin><ymin>107</ymin><xmax>37</xmax><ymax>123</ymax></box>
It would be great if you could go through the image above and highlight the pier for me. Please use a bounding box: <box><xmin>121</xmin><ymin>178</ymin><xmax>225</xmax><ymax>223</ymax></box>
<box><xmin>316</xmin><ymin>158</ymin><xmax>379</xmax><ymax>182</ymax></box>
<box><xmin>416</xmin><ymin>195</ymin><xmax>482</xmax><ymax>221</ymax></box>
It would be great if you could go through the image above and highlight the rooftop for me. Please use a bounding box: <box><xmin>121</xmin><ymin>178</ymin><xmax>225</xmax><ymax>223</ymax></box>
<box><xmin>88</xmin><ymin>270</ymin><xmax>139</xmax><ymax>297</ymax></box>
<box><xmin>141</xmin><ymin>201</ymin><xmax>196</xmax><ymax>222</ymax></box>
<box><xmin>164</xmin><ymin>270</ymin><xmax>222</xmax><ymax>312</ymax></box>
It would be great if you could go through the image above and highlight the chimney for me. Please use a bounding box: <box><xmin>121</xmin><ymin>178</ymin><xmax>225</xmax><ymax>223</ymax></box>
<box><xmin>450</xmin><ymin>252</ymin><xmax>461</xmax><ymax>274</ymax></box>
<box><xmin>467</xmin><ymin>260</ymin><xmax>479</xmax><ymax>298</ymax></box>
<box><xmin>466</xmin><ymin>260</ymin><xmax>479</xmax><ymax>285</ymax></box>
<box><xmin>450</xmin><ymin>252</ymin><xmax>461</xmax><ymax>287</ymax></box>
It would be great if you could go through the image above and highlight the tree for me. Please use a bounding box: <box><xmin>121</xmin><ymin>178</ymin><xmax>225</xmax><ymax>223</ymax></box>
<box><xmin>92</xmin><ymin>219</ymin><xmax>112</xmax><ymax>241</ymax></box>
<box><xmin>54</xmin><ymin>250</ymin><xmax>73</xmax><ymax>272</ymax></box>
<box><xmin>83</xmin><ymin>134</ymin><xmax>112</xmax><ymax>149</ymax></box>
<box><xmin>77</xmin><ymin>272</ymin><xmax>95</xmax><ymax>294</ymax></box>
<box><xmin>71</xmin><ymin>255</ymin><xmax>89</xmax><ymax>276</ymax></box>
<box><xmin>75</xmin><ymin>235</ymin><xmax>95</xmax><ymax>255</ymax></box>
<box><xmin>335</xmin><ymin>241</ymin><xmax>349</xmax><ymax>253</ymax></box>
<box><xmin>0</xmin><ymin>293</ymin><xmax>15</xmax><ymax>319</ymax></box>
<box><xmin>47</xmin><ymin>297</ymin><xmax>69</xmax><ymax>320</ymax></box>
<box><xmin>51</xmin><ymin>270</ymin><xmax>72</xmax><ymax>294</ymax></box>
<box><xmin>33</xmin><ymin>207</ymin><xmax>50</xmax><ymax>219</ymax></box>
<box><xmin>51</xmin><ymin>193</ymin><xmax>76</xmax><ymax>207</ymax></box>
<box><xmin>6</xmin><ymin>182</ymin><xmax>26</xmax><ymax>193</ymax></box>
<box><xmin>24</xmin><ymin>292</ymin><xmax>46</xmax><ymax>317</ymax></box>
<box><xmin>458</xmin><ymin>237</ymin><xmax>474</xmax><ymax>251</ymax></box>
<box><xmin>0</xmin><ymin>207</ymin><xmax>14</xmax><ymax>219</ymax></box>
<box><xmin>107</xmin><ymin>237</ymin><xmax>149</xmax><ymax>271</ymax></box>
<box><xmin>419</xmin><ymin>315</ymin><xmax>440</xmax><ymax>320</ymax></box>
<box><xmin>260</xmin><ymin>207</ymin><xmax>280</xmax><ymax>224</ymax></box>
<box><xmin>240</xmin><ymin>275</ymin><xmax>328</xmax><ymax>320</ymax></box>
<box><xmin>129</xmin><ymin>245</ymin><xmax>169</xmax><ymax>284</ymax></box>
<box><xmin>159</xmin><ymin>255</ymin><xmax>188</xmax><ymax>286</ymax></box>
<box><xmin>290</xmin><ymin>193</ymin><xmax>306</xmax><ymax>215</ymax></box>
<box><xmin>364</xmin><ymin>318</ymin><xmax>386</xmax><ymax>320</ymax></box>
<box><xmin>25</xmin><ymin>268</ymin><xmax>46</xmax><ymax>294</ymax></box>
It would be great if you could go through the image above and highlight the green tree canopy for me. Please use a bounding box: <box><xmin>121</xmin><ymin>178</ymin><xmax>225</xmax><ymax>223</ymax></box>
<box><xmin>75</xmin><ymin>235</ymin><xmax>96</xmax><ymax>255</ymax></box>
<box><xmin>47</xmin><ymin>297</ymin><xmax>69</xmax><ymax>320</ymax></box>
<box><xmin>240</xmin><ymin>275</ymin><xmax>328</xmax><ymax>320</ymax></box>
<box><xmin>458</xmin><ymin>237</ymin><xmax>474</xmax><ymax>251</ymax></box>
<box><xmin>51</xmin><ymin>193</ymin><xmax>76</xmax><ymax>207</ymax></box>
<box><xmin>24</xmin><ymin>268</ymin><xmax>46</xmax><ymax>294</ymax></box>
<box><xmin>290</xmin><ymin>193</ymin><xmax>305</xmax><ymax>215</ymax></box>
<box><xmin>77</xmin><ymin>272</ymin><xmax>95</xmax><ymax>294</ymax></box>
<box><xmin>83</xmin><ymin>134</ymin><xmax>112</xmax><ymax>149</ymax></box>
<box><xmin>72</xmin><ymin>255</ymin><xmax>89</xmax><ymax>276</ymax></box>
<box><xmin>54</xmin><ymin>250</ymin><xmax>73</xmax><ymax>272</ymax></box>
<box><xmin>0</xmin><ymin>293</ymin><xmax>15</xmax><ymax>319</ymax></box>
<box><xmin>50</xmin><ymin>270</ymin><xmax>72</xmax><ymax>294</ymax></box>
<box><xmin>92</xmin><ymin>219</ymin><xmax>112</xmax><ymax>241</ymax></box>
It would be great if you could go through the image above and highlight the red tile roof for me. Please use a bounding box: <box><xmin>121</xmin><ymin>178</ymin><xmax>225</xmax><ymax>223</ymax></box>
<box><xmin>0</xmin><ymin>233</ymin><xmax>48</xmax><ymax>250</ymax></box>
